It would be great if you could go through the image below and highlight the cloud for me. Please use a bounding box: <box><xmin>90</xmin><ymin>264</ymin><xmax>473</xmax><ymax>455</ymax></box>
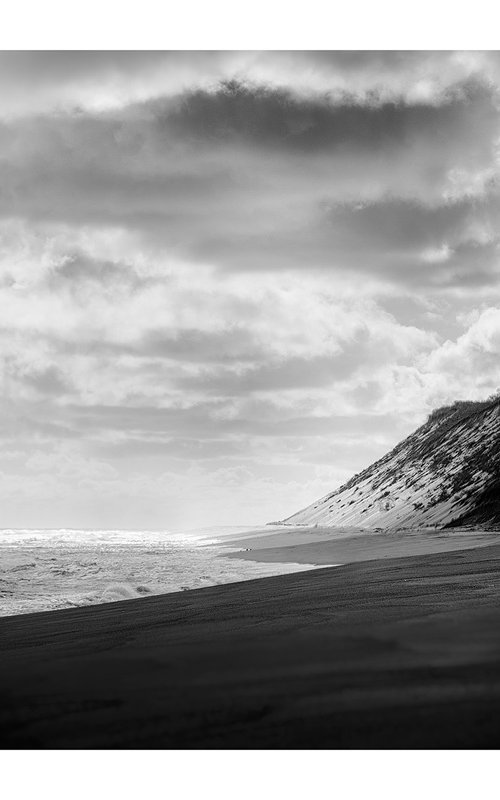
<box><xmin>422</xmin><ymin>307</ymin><xmax>500</xmax><ymax>397</ymax></box>
<box><xmin>0</xmin><ymin>75</ymin><xmax>499</xmax><ymax>294</ymax></box>
<box><xmin>0</xmin><ymin>52</ymin><xmax>499</xmax><ymax>527</ymax></box>
<box><xmin>162</xmin><ymin>78</ymin><xmax>498</xmax><ymax>153</ymax></box>
<box><xmin>1</xmin><ymin>51</ymin><xmax>500</xmax><ymax>116</ymax></box>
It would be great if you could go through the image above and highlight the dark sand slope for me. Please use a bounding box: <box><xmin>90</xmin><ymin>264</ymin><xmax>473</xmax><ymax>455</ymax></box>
<box><xmin>2</xmin><ymin>544</ymin><xmax>500</xmax><ymax>748</ymax></box>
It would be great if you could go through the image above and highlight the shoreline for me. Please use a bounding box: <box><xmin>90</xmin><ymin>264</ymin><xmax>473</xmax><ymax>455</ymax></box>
<box><xmin>219</xmin><ymin>524</ymin><xmax>500</xmax><ymax>566</ymax></box>
<box><xmin>3</xmin><ymin>525</ymin><xmax>500</xmax><ymax>619</ymax></box>
<box><xmin>0</xmin><ymin>527</ymin><xmax>328</xmax><ymax>618</ymax></box>
<box><xmin>2</xmin><ymin>541</ymin><xmax>500</xmax><ymax>747</ymax></box>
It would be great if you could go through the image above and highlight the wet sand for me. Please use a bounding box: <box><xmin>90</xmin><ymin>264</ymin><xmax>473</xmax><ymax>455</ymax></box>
<box><xmin>2</xmin><ymin>540</ymin><xmax>500</xmax><ymax>748</ymax></box>
<box><xmin>222</xmin><ymin>525</ymin><xmax>500</xmax><ymax>565</ymax></box>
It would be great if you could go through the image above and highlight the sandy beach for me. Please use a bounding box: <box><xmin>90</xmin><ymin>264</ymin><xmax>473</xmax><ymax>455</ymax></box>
<box><xmin>2</xmin><ymin>530</ymin><xmax>500</xmax><ymax>748</ymax></box>
<box><xmin>4</xmin><ymin>48</ymin><xmax>500</xmax><ymax>763</ymax></box>
<box><xmin>221</xmin><ymin>524</ymin><xmax>500</xmax><ymax>565</ymax></box>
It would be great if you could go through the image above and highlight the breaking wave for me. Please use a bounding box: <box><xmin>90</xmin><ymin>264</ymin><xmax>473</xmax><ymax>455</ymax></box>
<box><xmin>0</xmin><ymin>528</ymin><xmax>313</xmax><ymax>617</ymax></box>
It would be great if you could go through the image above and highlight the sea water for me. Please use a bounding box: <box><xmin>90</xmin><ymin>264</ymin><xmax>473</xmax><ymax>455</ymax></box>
<box><xmin>0</xmin><ymin>527</ymin><xmax>312</xmax><ymax>617</ymax></box>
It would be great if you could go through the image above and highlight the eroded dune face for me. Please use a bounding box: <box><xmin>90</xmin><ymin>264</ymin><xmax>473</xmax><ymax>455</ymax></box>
<box><xmin>282</xmin><ymin>399</ymin><xmax>500</xmax><ymax>530</ymax></box>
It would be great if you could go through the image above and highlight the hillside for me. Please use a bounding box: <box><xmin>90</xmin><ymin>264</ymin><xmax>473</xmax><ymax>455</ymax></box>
<box><xmin>280</xmin><ymin>397</ymin><xmax>500</xmax><ymax>529</ymax></box>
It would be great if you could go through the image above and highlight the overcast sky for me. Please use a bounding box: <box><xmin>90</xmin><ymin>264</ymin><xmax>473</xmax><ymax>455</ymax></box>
<box><xmin>1</xmin><ymin>50</ymin><xmax>500</xmax><ymax>529</ymax></box>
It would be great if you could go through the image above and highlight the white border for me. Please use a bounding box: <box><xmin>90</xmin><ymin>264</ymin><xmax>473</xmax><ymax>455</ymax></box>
<box><xmin>1</xmin><ymin>749</ymin><xmax>499</xmax><ymax>800</ymax></box>
<box><xmin>1</xmin><ymin>0</ymin><xmax>500</xmax><ymax>50</ymax></box>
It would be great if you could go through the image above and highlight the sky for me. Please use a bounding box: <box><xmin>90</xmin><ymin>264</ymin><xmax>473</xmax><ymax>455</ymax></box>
<box><xmin>1</xmin><ymin>50</ymin><xmax>500</xmax><ymax>530</ymax></box>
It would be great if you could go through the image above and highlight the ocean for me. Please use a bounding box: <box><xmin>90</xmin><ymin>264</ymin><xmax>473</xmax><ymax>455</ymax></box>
<box><xmin>0</xmin><ymin>527</ymin><xmax>311</xmax><ymax>617</ymax></box>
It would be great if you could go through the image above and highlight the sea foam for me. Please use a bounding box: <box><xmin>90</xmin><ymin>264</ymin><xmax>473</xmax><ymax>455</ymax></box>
<box><xmin>0</xmin><ymin>527</ymin><xmax>313</xmax><ymax>617</ymax></box>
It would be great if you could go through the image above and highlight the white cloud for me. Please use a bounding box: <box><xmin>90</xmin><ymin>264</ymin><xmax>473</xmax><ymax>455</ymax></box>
<box><xmin>421</xmin><ymin>244</ymin><xmax>453</xmax><ymax>263</ymax></box>
<box><xmin>1</xmin><ymin>51</ymin><xmax>499</xmax><ymax>117</ymax></box>
<box><xmin>0</xmin><ymin>52</ymin><xmax>499</xmax><ymax>527</ymax></box>
<box><xmin>424</xmin><ymin>307</ymin><xmax>500</xmax><ymax>391</ymax></box>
